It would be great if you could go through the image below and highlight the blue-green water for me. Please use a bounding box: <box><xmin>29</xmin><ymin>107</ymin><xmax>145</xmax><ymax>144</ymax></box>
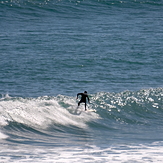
<box><xmin>1</xmin><ymin>0</ymin><xmax>163</xmax><ymax>162</ymax></box>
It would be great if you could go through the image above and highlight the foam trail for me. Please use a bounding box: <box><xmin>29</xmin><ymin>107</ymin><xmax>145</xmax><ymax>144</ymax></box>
<box><xmin>0</xmin><ymin>131</ymin><xmax>8</xmax><ymax>139</ymax></box>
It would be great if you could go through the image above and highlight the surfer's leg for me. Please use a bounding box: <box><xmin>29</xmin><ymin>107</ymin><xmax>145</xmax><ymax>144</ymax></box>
<box><xmin>78</xmin><ymin>101</ymin><xmax>81</xmax><ymax>106</ymax></box>
<box><xmin>85</xmin><ymin>102</ymin><xmax>87</xmax><ymax>111</ymax></box>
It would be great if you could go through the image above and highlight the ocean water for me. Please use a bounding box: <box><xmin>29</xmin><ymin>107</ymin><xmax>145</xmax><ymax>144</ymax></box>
<box><xmin>1</xmin><ymin>0</ymin><xmax>163</xmax><ymax>162</ymax></box>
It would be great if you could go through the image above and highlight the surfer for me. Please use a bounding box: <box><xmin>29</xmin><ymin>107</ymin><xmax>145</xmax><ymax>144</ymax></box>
<box><xmin>76</xmin><ymin>91</ymin><xmax>90</xmax><ymax>111</ymax></box>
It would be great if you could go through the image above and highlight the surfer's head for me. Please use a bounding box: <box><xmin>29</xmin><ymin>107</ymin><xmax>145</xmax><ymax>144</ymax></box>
<box><xmin>84</xmin><ymin>91</ymin><xmax>87</xmax><ymax>93</ymax></box>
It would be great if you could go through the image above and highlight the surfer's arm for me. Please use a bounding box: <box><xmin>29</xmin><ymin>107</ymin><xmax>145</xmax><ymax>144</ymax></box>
<box><xmin>87</xmin><ymin>96</ymin><xmax>90</xmax><ymax>103</ymax></box>
<box><xmin>76</xmin><ymin>93</ymin><xmax>82</xmax><ymax>99</ymax></box>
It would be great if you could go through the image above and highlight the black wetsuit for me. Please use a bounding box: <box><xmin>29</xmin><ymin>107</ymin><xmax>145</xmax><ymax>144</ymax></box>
<box><xmin>77</xmin><ymin>93</ymin><xmax>90</xmax><ymax>110</ymax></box>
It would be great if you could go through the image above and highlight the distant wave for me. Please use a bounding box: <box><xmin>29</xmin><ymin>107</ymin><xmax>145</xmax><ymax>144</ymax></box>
<box><xmin>1</xmin><ymin>0</ymin><xmax>163</xmax><ymax>12</ymax></box>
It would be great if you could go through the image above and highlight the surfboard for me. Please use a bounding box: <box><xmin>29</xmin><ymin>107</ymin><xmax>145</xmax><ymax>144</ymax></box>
<box><xmin>86</xmin><ymin>109</ymin><xmax>96</xmax><ymax>112</ymax></box>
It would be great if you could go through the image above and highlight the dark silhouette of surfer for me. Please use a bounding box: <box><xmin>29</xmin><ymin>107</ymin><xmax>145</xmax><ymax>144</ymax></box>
<box><xmin>76</xmin><ymin>91</ymin><xmax>90</xmax><ymax>111</ymax></box>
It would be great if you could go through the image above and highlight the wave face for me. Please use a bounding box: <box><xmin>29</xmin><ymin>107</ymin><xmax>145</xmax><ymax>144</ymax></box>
<box><xmin>92</xmin><ymin>88</ymin><xmax>163</xmax><ymax>126</ymax></box>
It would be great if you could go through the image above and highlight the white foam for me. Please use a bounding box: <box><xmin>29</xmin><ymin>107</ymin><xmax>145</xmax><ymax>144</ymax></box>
<box><xmin>1</xmin><ymin>142</ymin><xmax>163</xmax><ymax>162</ymax></box>
<box><xmin>0</xmin><ymin>96</ymin><xmax>98</xmax><ymax>129</ymax></box>
<box><xmin>0</xmin><ymin>132</ymin><xmax>8</xmax><ymax>139</ymax></box>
